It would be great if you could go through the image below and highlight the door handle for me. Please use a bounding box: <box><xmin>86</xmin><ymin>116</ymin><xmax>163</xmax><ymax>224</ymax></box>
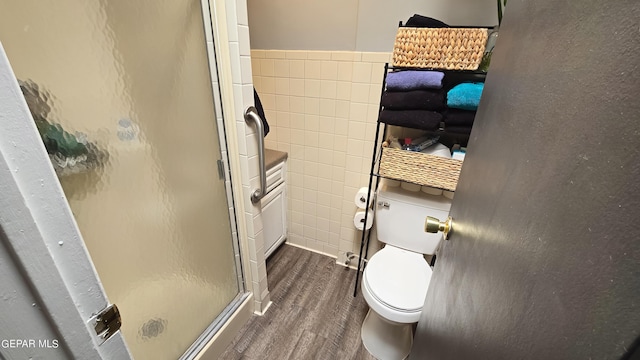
<box><xmin>244</xmin><ymin>106</ymin><xmax>267</xmax><ymax>203</ymax></box>
<box><xmin>425</xmin><ymin>216</ymin><xmax>453</xmax><ymax>240</ymax></box>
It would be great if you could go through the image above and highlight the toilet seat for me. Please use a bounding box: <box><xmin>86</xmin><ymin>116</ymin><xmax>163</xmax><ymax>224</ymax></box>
<box><xmin>362</xmin><ymin>246</ymin><xmax>432</xmax><ymax>323</ymax></box>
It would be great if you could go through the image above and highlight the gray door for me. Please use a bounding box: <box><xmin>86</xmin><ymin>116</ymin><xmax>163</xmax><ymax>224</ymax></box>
<box><xmin>410</xmin><ymin>1</ymin><xmax>640</xmax><ymax>359</ymax></box>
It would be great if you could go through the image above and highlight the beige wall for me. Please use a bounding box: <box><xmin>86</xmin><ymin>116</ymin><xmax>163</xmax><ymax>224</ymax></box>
<box><xmin>248</xmin><ymin>0</ymin><xmax>498</xmax><ymax>52</ymax></box>
<box><xmin>252</xmin><ymin>49</ymin><xmax>390</xmax><ymax>260</ymax></box>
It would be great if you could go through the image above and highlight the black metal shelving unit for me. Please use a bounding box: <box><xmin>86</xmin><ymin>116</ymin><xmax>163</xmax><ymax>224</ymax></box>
<box><xmin>352</xmin><ymin>63</ymin><xmax>487</xmax><ymax>297</ymax></box>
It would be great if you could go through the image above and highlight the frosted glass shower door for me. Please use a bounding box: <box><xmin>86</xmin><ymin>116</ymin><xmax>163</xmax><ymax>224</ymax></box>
<box><xmin>0</xmin><ymin>1</ymin><xmax>241</xmax><ymax>359</ymax></box>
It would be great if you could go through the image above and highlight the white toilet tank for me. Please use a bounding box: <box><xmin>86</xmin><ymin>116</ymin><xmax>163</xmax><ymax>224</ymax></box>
<box><xmin>375</xmin><ymin>183</ymin><xmax>452</xmax><ymax>255</ymax></box>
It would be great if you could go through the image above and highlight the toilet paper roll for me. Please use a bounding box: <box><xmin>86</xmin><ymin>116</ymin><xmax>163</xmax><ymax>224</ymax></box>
<box><xmin>401</xmin><ymin>182</ymin><xmax>421</xmax><ymax>192</ymax></box>
<box><xmin>353</xmin><ymin>210</ymin><xmax>374</xmax><ymax>231</ymax></box>
<box><xmin>384</xmin><ymin>179</ymin><xmax>401</xmax><ymax>187</ymax></box>
<box><xmin>354</xmin><ymin>187</ymin><xmax>372</xmax><ymax>209</ymax></box>
<box><xmin>421</xmin><ymin>186</ymin><xmax>443</xmax><ymax>196</ymax></box>
<box><xmin>443</xmin><ymin>190</ymin><xmax>455</xmax><ymax>200</ymax></box>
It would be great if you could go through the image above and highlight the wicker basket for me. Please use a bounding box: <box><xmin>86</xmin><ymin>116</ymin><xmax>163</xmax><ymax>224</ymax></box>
<box><xmin>379</xmin><ymin>147</ymin><xmax>463</xmax><ymax>191</ymax></box>
<box><xmin>393</xmin><ymin>27</ymin><xmax>488</xmax><ymax>70</ymax></box>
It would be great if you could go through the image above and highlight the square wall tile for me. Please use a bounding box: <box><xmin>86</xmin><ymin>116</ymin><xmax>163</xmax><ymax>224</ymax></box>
<box><xmin>290</xmin><ymin>60</ymin><xmax>305</xmax><ymax>78</ymax></box>
<box><xmin>334</xmin><ymin>120</ymin><xmax>349</xmax><ymax>136</ymax></box>
<box><xmin>276</xmin><ymin>111</ymin><xmax>290</xmax><ymax>128</ymax></box>
<box><xmin>332</xmin><ymin>150</ymin><xmax>347</xmax><ymax>166</ymax></box>
<box><xmin>352</xmin><ymin>62</ymin><xmax>372</xmax><ymax>83</ymax></box>
<box><xmin>321</xmin><ymin>61</ymin><xmax>338</xmax><ymax>80</ymax></box>
<box><xmin>229</xmin><ymin>42</ymin><xmax>241</xmax><ymax>82</ymax></box>
<box><xmin>303</xmin><ymin>196</ymin><xmax>318</xmax><ymax>211</ymax></box>
<box><xmin>238</xmin><ymin>26</ymin><xmax>251</xmax><ymax>56</ymax></box>
<box><xmin>305</xmin><ymin>97</ymin><xmax>320</xmax><ymax>115</ymax></box>
<box><xmin>290</xmin><ymin>96</ymin><xmax>305</xmax><ymax>114</ymax></box>
<box><xmin>290</xmin><ymin>79</ymin><xmax>304</xmax><ymax>97</ymax></box>
<box><xmin>275</xmin><ymin>95</ymin><xmax>290</xmax><ymax>112</ymax></box>
<box><xmin>351</xmin><ymin>83</ymin><xmax>370</xmax><ymax>104</ymax></box>
<box><xmin>371</xmin><ymin>64</ymin><xmax>386</xmax><ymax>86</ymax></box>
<box><xmin>318</xmin><ymin>147</ymin><xmax>333</xmax><ymax>164</ymax></box>
<box><xmin>337</xmin><ymin>62</ymin><xmax>353</xmax><ymax>81</ymax></box>
<box><xmin>305</xmin><ymin>79</ymin><xmax>321</xmax><ymax>97</ymax></box>
<box><xmin>261</xmin><ymin>77</ymin><xmax>275</xmax><ymax>94</ymax></box>
<box><xmin>335</xmin><ymin>100</ymin><xmax>350</xmax><ymax>118</ymax></box>
<box><xmin>304</xmin><ymin>131</ymin><xmax>319</xmax><ymax>147</ymax></box>
<box><xmin>290</xmin><ymin>129</ymin><xmax>304</xmax><ymax>145</ymax></box>
<box><xmin>236</xmin><ymin>0</ymin><xmax>249</xmax><ymax>25</ymax></box>
<box><xmin>274</xmin><ymin>59</ymin><xmax>290</xmax><ymax>77</ymax></box>
<box><xmin>350</xmin><ymin>102</ymin><xmax>368</xmax><ymax>122</ymax></box>
<box><xmin>290</xmin><ymin>113</ymin><xmax>305</xmax><ymax>129</ymax></box>
<box><xmin>253</xmin><ymin>76</ymin><xmax>262</xmax><ymax>93</ymax></box>
<box><xmin>369</xmin><ymin>85</ymin><xmax>382</xmax><ymax>104</ymax></box>
<box><xmin>305</xmin><ymin>60</ymin><xmax>321</xmax><ymax>79</ymax></box>
<box><xmin>319</xmin><ymin>99</ymin><xmax>336</xmax><ymax>117</ymax></box>
<box><xmin>251</xmin><ymin>58</ymin><xmax>261</xmax><ymax>76</ymax></box>
<box><xmin>336</xmin><ymin>81</ymin><xmax>352</xmax><ymax>100</ymax></box>
<box><xmin>260</xmin><ymin>59</ymin><xmax>275</xmax><ymax>77</ymax></box>
<box><xmin>348</xmin><ymin>122</ymin><xmax>367</xmax><ymax>141</ymax></box>
<box><xmin>318</xmin><ymin>133</ymin><xmax>335</xmax><ymax>150</ymax></box>
<box><xmin>320</xmin><ymin>81</ymin><xmax>337</xmax><ymax>99</ymax></box>
<box><xmin>275</xmin><ymin>78</ymin><xmax>290</xmax><ymax>95</ymax></box>
<box><xmin>317</xmin><ymin>163</ymin><xmax>333</xmax><ymax>180</ymax></box>
<box><xmin>318</xmin><ymin>116</ymin><xmax>335</xmax><ymax>134</ymax></box>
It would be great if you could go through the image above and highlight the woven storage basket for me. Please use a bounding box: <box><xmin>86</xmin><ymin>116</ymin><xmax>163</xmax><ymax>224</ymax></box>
<box><xmin>393</xmin><ymin>27</ymin><xmax>488</xmax><ymax>70</ymax></box>
<box><xmin>379</xmin><ymin>147</ymin><xmax>463</xmax><ymax>191</ymax></box>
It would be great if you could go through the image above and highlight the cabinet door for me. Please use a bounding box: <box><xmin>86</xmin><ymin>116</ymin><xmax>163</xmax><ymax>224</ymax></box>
<box><xmin>262</xmin><ymin>183</ymin><xmax>286</xmax><ymax>258</ymax></box>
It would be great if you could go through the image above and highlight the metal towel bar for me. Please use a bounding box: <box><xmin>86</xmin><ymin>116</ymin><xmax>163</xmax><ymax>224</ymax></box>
<box><xmin>244</xmin><ymin>106</ymin><xmax>266</xmax><ymax>203</ymax></box>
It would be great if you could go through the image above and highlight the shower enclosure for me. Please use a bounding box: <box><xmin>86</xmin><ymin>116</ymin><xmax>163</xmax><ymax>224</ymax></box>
<box><xmin>0</xmin><ymin>1</ymin><xmax>244</xmax><ymax>359</ymax></box>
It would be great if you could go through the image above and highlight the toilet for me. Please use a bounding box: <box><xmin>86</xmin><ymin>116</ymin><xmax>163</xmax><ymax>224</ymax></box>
<box><xmin>361</xmin><ymin>183</ymin><xmax>452</xmax><ymax>360</ymax></box>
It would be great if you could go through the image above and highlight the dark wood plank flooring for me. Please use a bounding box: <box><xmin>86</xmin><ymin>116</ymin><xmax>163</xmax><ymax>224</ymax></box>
<box><xmin>220</xmin><ymin>245</ymin><xmax>375</xmax><ymax>360</ymax></box>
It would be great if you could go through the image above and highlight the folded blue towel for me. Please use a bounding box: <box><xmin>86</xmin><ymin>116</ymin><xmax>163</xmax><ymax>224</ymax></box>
<box><xmin>386</xmin><ymin>71</ymin><xmax>444</xmax><ymax>91</ymax></box>
<box><xmin>447</xmin><ymin>83</ymin><xmax>484</xmax><ymax>110</ymax></box>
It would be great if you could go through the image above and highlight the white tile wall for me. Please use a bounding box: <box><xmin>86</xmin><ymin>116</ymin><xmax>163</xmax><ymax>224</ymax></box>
<box><xmin>252</xmin><ymin>49</ymin><xmax>391</xmax><ymax>260</ymax></box>
<box><xmin>219</xmin><ymin>0</ymin><xmax>270</xmax><ymax>313</ymax></box>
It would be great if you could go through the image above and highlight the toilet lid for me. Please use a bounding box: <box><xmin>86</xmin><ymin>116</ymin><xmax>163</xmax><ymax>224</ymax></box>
<box><xmin>364</xmin><ymin>246</ymin><xmax>432</xmax><ymax>312</ymax></box>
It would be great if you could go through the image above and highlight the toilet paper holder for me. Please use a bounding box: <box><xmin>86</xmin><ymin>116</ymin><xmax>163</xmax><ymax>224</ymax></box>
<box><xmin>425</xmin><ymin>216</ymin><xmax>453</xmax><ymax>240</ymax></box>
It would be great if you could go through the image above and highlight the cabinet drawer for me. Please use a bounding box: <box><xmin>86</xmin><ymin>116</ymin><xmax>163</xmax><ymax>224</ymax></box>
<box><xmin>265</xmin><ymin>161</ymin><xmax>285</xmax><ymax>194</ymax></box>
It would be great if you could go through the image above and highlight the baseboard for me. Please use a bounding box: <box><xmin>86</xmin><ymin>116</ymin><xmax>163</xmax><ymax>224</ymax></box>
<box><xmin>285</xmin><ymin>242</ymin><xmax>337</xmax><ymax>259</ymax></box>
<box><xmin>194</xmin><ymin>293</ymin><xmax>254</xmax><ymax>360</ymax></box>
<box><xmin>255</xmin><ymin>300</ymin><xmax>273</xmax><ymax>315</ymax></box>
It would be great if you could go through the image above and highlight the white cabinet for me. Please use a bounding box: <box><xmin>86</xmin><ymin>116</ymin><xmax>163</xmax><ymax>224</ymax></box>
<box><xmin>261</xmin><ymin>160</ymin><xmax>287</xmax><ymax>258</ymax></box>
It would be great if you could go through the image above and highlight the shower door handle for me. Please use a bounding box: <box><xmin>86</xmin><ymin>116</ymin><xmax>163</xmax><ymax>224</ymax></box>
<box><xmin>244</xmin><ymin>106</ymin><xmax>267</xmax><ymax>203</ymax></box>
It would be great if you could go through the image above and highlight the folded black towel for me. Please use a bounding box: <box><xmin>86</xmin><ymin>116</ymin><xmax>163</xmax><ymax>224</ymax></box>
<box><xmin>444</xmin><ymin>126</ymin><xmax>472</xmax><ymax>135</ymax></box>
<box><xmin>379</xmin><ymin>110</ymin><xmax>442</xmax><ymax>131</ymax></box>
<box><xmin>444</xmin><ymin>110</ymin><xmax>476</xmax><ymax>126</ymax></box>
<box><xmin>405</xmin><ymin>14</ymin><xmax>449</xmax><ymax>28</ymax></box>
<box><xmin>381</xmin><ymin>90</ymin><xmax>445</xmax><ymax>111</ymax></box>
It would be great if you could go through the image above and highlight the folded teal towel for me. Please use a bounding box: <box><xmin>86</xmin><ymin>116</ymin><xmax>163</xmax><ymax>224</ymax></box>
<box><xmin>447</xmin><ymin>83</ymin><xmax>484</xmax><ymax>110</ymax></box>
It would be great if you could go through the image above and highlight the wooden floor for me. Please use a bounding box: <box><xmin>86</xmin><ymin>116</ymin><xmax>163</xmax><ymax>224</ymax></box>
<box><xmin>220</xmin><ymin>244</ymin><xmax>376</xmax><ymax>360</ymax></box>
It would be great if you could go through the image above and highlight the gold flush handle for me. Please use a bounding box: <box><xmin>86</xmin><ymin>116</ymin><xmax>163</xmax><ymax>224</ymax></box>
<box><xmin>425</xmin><ymin>216</ymin><xmax>453</xmax><ymax>240</ymax></box>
